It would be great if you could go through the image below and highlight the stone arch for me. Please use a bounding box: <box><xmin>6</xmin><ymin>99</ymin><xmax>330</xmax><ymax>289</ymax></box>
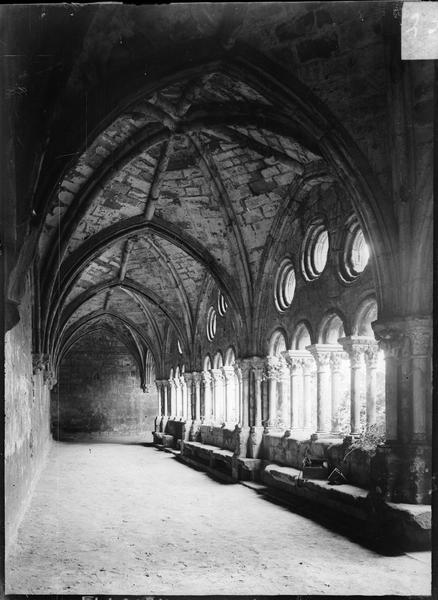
<box><xmin>203</xmin><ymin>354</ymin><xmax>212</xmax><ymax>371</ymax></box>
<box><xmin>213</xmin><ymin>351</ymin><xmax>224</xmax><ymax>369</ymax></box>
<box><xmin>318</xmin><ymin>311</ymin><xmax>347</xmax><ymax>344</ymax></box>
<box><xmin>353</xmin><ymin>296</ymin><xmax>378</xmax><ymax>337</ymax></box>
<box><xmin>224</xmin><ymin>346</ymin><xmax>236</xmax><ymax>366</ymax></box>
<box><xmin>268</xmin><ymin>328</ymin><xmax>288</xmax><ymax>357</ymax></box>
<box><xmin>291</xmin><ymin>321</ymin><xmax>313</xmax><ymax>350</ymax></box>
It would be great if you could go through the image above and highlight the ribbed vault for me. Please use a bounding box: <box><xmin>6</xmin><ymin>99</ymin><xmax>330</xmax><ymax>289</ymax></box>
<box><xmin>36</xmin><ymin>52</ymin><xmax>395</xmax><ymax>384</ymax></box>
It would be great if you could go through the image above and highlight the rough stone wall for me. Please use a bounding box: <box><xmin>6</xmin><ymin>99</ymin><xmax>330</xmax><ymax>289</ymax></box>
<box><xmin>53</xmin><ymin>330</ymin><xmax>157</xmax><ymax>440</ymax></box>
<box><xmin>5</xmin><ymin>276</ymin><xmax>51</xmax><ymax>550</ymax></box>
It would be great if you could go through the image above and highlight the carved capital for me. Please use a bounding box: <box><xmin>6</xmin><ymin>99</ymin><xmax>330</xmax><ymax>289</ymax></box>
<box><xmin>222</xmin><ymin>365</ymin><xmax>236</xmax><ymax>383</ymax></box>
<box><xmin>32</xmin><ymin>352</ymin><xmax>49</xmax><ymax>375</ymax></box>
<box><xmin>364</xmin><ymin>344</ymin><xmax>379</xmax><ymax>368</ymax></box>
<box><xmin>264</xmin><ymin>356</ymin><xmax>280</xmax><ymax>380</ymax></box>
<box><xmin>192</xmin><ymin>371</ymin><xmax>202</xmax><ymax>385</ymax></box>
<box><xmin>282</xmin><ymin>350</ymin><xmax>304</xmax><ymax>372</ymax></box>
<box><xmin>307</xmin><ymin>345</ymin><xmax>332</xmax><ymax>369</ymax></box>
<box><xmin>406</xmin><ymin>327</ymin><xmax>432</xmax><ymax>357</ymax></box>
<box><xmin>211</xmin><ymin>368</ymin><xmax>224</xmax><ymax>383</ymax></box>
<box><xmin>330</xmin><ymin>351</ymin><xmax>345</xmax><ymax>372</ymax></box>
<box><xmin>301</xmin><ymin>357</ymin><xmax>315</xmax><ymax>376</ymax></box>
<box><xmin>183</xmin><ymin>372</ymin><xmax>194</xmax><ymax>385</ymax></box>
<box><xmin>201</xmin><ymin>371</ymin><xmax>212</xmax><ymax>385</ymax></box>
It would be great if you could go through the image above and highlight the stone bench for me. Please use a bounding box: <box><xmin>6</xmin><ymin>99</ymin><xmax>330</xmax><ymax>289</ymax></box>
<box><xmin>181</xmin><ymin>424</ymin><xmax>261</xmax><ymax>481</ymax></box>
<box><xmin>152</xmin><ymin>416</ymin><xmax>187</xmax><ymax>450</ymax></box>
<box><xmin>261</xmin><ymin>463</ymin><xmax>431</xmax><ymax>549</ymax></box>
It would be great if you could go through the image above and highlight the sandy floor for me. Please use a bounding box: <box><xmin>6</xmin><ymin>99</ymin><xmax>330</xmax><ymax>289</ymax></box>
<box><xmin>6</xmin><ymin>441</ymin><xmax>431</xmax><ymax>595</ymax></box>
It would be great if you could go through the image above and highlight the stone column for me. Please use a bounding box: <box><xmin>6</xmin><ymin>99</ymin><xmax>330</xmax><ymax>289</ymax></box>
<box><xmin>193</xmin><ymin>372</ymin><xmax>202</xmax><ymax>421</ymax></box>
<box><xmin>307</xmin><ymin>345</ymin><xmax>332</xmax><ymax>437</ymax></box>
<box><xmin>330</xmin><ymin>352</ymin><xmax>345</xmax><ymax>436</ymax></box>
<box><xmin>253</xmin><ymin>367</ymin><xmax>263</xmax><ymax>427</ymax></box>
<box><xmin>265</xmin><ymin>356</ymin><xmax>279</xmax><ymax>426</ymax></box>
<box><xmin>162</xmin><ymin>382</ymin><xmax>168</xmax><ymax>417</ymax></box>
<box><xmin>406</xmin><ymin>323</ymin><xmax>432</xmax><ymax>442</ymax></box>
<box><xmin>201</xmin><ymin>371</ymin><xmax>212</xmax><ymax>422</ymax></box>
<box><xmin>283</xmin><ymin>352</ymin><xmax>305</xmax><ymax>430</ymax></box>
<box><xmin>373</xmin><ymin>317</ymin><xmax>432</xmax><ymax>503</ymax></box>
<box><xmin>236</xmin><ymin>360</ymin><xmax>251</xmax><ymax>427</ymax></box>
<box><xmin>155</xmin><ymin>380</ymin><xmax>163</xmax><ymax>416</ymax></box>
<box><xmin>222</xmin><ymin>366</ymin><xmax>236</xmax><ymax>423</ymax></box>
<box><xmin>233</xmin><ymin>364</ymin><xmax>243</xmax><ymax>425</ymax></box>
<box><xmin>183</xmin><ymin>373</ymin><xmax>194</xmax><ymax>420</ymax></box>
<box><xmin>176</xmin><ymin>377</ymin><xmax>184</xmax><ymax>417</ymax></box>
<box><xmin>339</xmin><ymin>337</ymin><xmax>369</xmax><ymax>435</ymax></box>
<box><xmin>277</xmin><ymin>359</ymin><xmax>290</xmax><ymax>427</ymax></box>
<box><xmin>302</xmin><ymin>357</ymin><xmax>314</xmax><ymax>430</ymax></box>
<box><xmin>364</xmin><ymin>343</ymin><xmax>379</xmax><ymax>428</ymax></box>
<box><xmin>169</xmin><ymin>378</ymin><xmax>176</xmax><ymax>416</ymax></box>
<box><xmin>211</xmin><ymin>369</ymin><xmax>225</xmax><ymax>423</ymax></box>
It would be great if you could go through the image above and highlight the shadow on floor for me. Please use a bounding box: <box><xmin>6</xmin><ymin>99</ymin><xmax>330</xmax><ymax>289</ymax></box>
<box><xmin>253</xmin><ymin>485</ymin><xmax>421</xmax><ymax>557</ymax></box>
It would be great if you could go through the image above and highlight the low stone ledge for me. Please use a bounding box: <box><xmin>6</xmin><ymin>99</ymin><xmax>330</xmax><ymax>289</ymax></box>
<box><xmin>261</xmin><ymin>462</ymin><xmax>431</xmax><ymax>549</ymax></box>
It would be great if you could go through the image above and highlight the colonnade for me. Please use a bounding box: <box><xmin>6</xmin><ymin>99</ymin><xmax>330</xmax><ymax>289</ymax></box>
<box><xmin>156</xmin><ymin>334</ymin><xmax>382</xmax><ymax>440</ymax></box>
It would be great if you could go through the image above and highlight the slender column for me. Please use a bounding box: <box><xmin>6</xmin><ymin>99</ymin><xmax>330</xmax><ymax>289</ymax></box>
<box><xmin>265</xmin><ymin>356</ymin><xmax>280</xmax><ymax>426</ymax></box>
<box><xmin>162</xmin><ymin>382</ymin><xmax>168</xmax><ymax>417</ymax></box>
<box><xmin>176</xmin><ymin>377</ymin><xmax>183</xmax><ymax>417</ymax></box>
<box><xmin>183</xmin><ymin>373</ymin><xmax>194</xmax><ymax>420</ymax></box>
<box><xmin>302</xmin><ymin>357</ymin><xmax>314</xmax><ymax>430</ymax></box>
<box><xmin>250</xmin><ymin>361</ymin><xmax>265</xmax><ymax>427</ymax></box>
<box><xmin>307</xmin><ymin>345</ymin><xmax>332</xmax><ymax>436</ymax></box>
<box><xmin>222</xmin><ymin>366</ymin><xmax>236</xmax><ymax>423</ymax></box>
<box><xmin>349</xmin><ymin>349</ymin><xmax>362</xmax><ymax>435</ymax></box>
<box><xmin>364</xmin><ymin>343</ymin><xmax>379</xmax><ymax>427</ymax></box>
<box><xmin>236</xmin><ymin>360</ymin><xmax>251</xmax><ymax>427</ymax></box>
<box><xmin>339</xmin><ymin>337</ymin><xmax>369</xmax><ymax>435</ymax></box>
<box><xmin>233</xmin><ymin>364</ymin><xmax>243</xmax><ymax>425</ymax></box>
<box><xmin>211</xmin><ymin>369</ymin><xmax>225</xmax><ymax>423</ymax></box>
<box><xmin>201</xmin><ymin>371</ymin><xmax>212</xmax><ymax>422</ymax></box>
<box><xmin>193</xmin><ymin>372</ymin><xmax>202</xmax><ymax>420</ymax></box>
<box><xmin>277</xmin><ymin>359</ymin><xmax>290</xmax><ymax>427</ymax></box>
<box><xmin>283</xmin><ymin>351</ymin><xmax>305</xmax><ymax>430</ymax></box>
<box><xmin>155</xmin><ymin>380</ymin><xmax>163</xmax><ymax>416</ymax></box>
<box><xmin>169</xmin><ymin>378</ymin><xmax>176</xmax><ymax>416</ymax></box>
<box><xmin>330</xmin><ymin>352</ymin><xmax>345</xmax><ymax>435</ymax></box>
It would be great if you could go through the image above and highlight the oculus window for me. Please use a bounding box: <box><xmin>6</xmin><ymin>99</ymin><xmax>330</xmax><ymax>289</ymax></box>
<box><xmin>301</xmin><ymin>220</ymin><xmax>329</xmax><ymax>281</ymax></box>
<box><xmin>275</xmin><ymin>259</ymin><xmax>296</xmax><ymax>312</ymax></box>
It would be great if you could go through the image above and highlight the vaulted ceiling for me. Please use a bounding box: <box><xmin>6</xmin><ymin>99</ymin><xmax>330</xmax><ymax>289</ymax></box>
<box><xmin>40</xmin><ymin>62</ymin><xmax>328</xmax><ymax>377</ymax></box>
<box><xmin>17</xmin><ymin>3</ymin><xmax>396</xmax><ymax>381</ymax></box>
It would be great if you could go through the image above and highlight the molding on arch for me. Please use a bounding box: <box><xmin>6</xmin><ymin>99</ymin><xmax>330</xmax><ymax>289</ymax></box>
<box><xmin>56</xmin><ymin>309</ymin><xmax>161</xmax><ymax>377</ymax></box>
<box><xmin>42</xmin><ymin>215</ymin><xmax>246</xmax><ymax>355</ymax></box>
<box><xmin>267</xmin><ymin>326</ymin><xmax>289</xmax><ymax>357</ymax></box>
<box><xmin>317</xmin><ymin>309</ymin><xmax>350</xmax><ymax>344</ymax></box>
<box><xmin>290</xmin><ymin>319</ymin><xmax>314</xmax><ymax>349</ymax></box>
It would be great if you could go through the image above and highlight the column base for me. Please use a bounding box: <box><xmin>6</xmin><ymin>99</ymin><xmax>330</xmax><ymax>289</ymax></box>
<box><xmin>248</xmin><ymin>426</ymin><xmax>264</xmax><ymax>458</ymax></box>
<box><xmin>374</xmin><ymin>442</ymin><xmax>432</xmax><ymax>504</ymax></box>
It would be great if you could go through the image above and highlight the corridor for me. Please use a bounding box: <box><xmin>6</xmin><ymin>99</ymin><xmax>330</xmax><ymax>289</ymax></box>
<box><xmin>6</xmin><ymin>442</ymin><xmax>430</xmax><ymax>596</ymax></box>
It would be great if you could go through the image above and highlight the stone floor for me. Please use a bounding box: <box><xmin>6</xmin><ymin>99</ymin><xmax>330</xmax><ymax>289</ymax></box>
<box><xmin>6</xmin><ymin>441</ymin><xmax>431</xmax><ymax>595</ymax></box>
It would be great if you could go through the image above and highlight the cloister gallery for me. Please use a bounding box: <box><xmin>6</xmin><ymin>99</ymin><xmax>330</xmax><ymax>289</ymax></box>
<box><xmin>2</xmin><ymin>2</ymin><xmax>433</xmax><ymax>595</ymax></box>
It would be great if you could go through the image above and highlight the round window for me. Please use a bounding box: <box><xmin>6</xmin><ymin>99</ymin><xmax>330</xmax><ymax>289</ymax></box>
<box><xmin>339</xmin><ymin>218</ymin><xmax>370</xmax><ymax>282</ymax></box>
<box><xmin>217</xmin><ymin>290</ymin><xmax>228</xmax><ymax>316</ymax></box>
<box><xmin>275</xmin><ymin>259</ymin><xmax>296</xmax><ymax>312</ymax></box>
<box><xmin>301</xmin><ymin>220</ymin><xmax>329</xmax><ymax>281</ymax></box>
<box><xmin>207</xmin><ymin>307</ymin><xmax>217</xmax><ymax>341</ymax></box>
<box><xmin>351</xmin><ymin>229</ymin><xmax>369</xmax><ymax>273</ymax></box>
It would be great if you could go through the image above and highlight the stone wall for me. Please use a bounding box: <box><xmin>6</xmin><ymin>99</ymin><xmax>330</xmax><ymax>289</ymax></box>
<box><xmin>5</xmin><ymin>276</ymin><xmax>51</xmax><ymax>550</ymax></box>
<box><xmin>53</xmin><ymin>330</ymin><xmax>158</xmax><ymax>441</ymax></box>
